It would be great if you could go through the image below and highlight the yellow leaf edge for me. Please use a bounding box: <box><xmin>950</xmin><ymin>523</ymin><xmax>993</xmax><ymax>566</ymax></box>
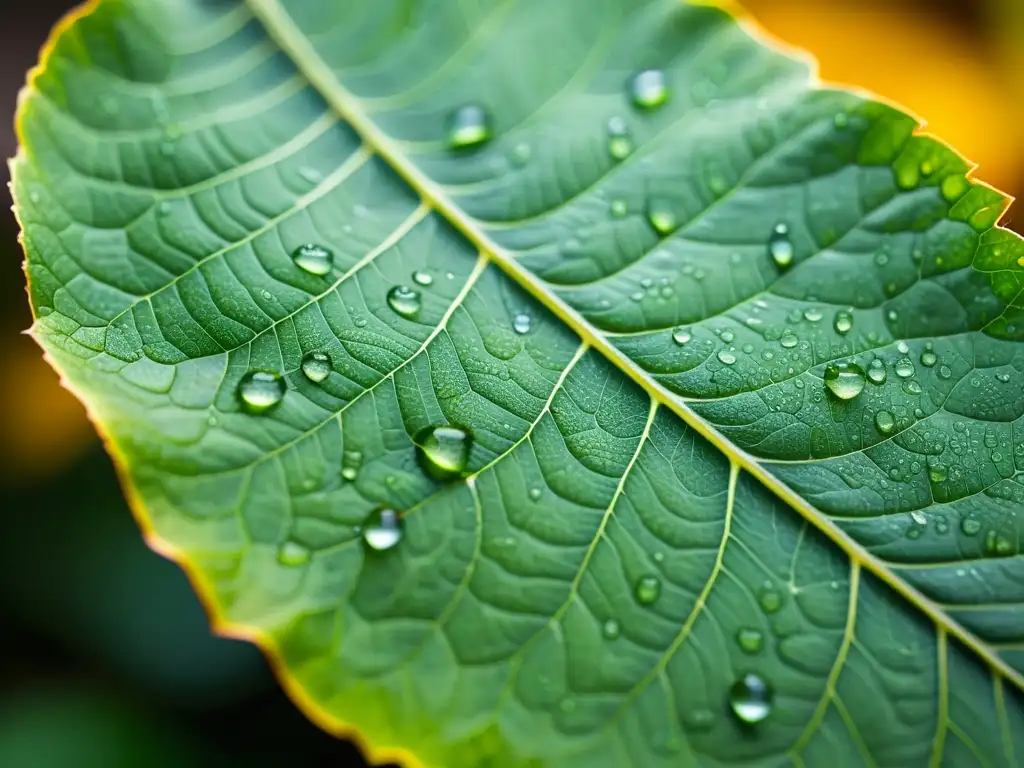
<box><xmin>9</xmin><ymin>2</ymin><xmax>1023</xmax><ymax>768</ymax></box>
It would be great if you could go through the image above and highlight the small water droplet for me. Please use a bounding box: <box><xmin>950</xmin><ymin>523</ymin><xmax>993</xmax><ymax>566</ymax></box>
<box><xmin>610</xmin><ymin>199</ymin><xmax>629</xmax><ymax>217</ymax></box>
<box><xmin>512</xmin><ymin>313</ymin><xmax>532</xmax><ymax>335</ymax></box>
<box><xmin>867</xmin><ymin>360</ymin><xmax>887</xmax><ymax>385</ymax></box>
<box><xmin>510</xmin><ymin>142</ymin><xmax>531</xmax><ymax>166</ymax></box>
<box><xmin>412</xmin><ymin>269</ymin><xmax>433</xmax><ymax>286</ymax></box>
<box><xmin>238</xmin><ymin>371</ymin><xmax>285</xmax><ymax>414</ymax></box>
<box><xmin>672</xmin><ymin>327</ymin><xmax>691</xmax><ymax>345</ymax></box>
<box><xmin>630</xmin><ymin>69</ymin><xmax>668</xmax><ymax>109</ymax></box>
<box><xmin>894</xmin><ymin>358</ymin><xmax>915</xmax><ymax>378</ymax></box>
<box><xmin>634</xmin><ymin>574</ymin><xmax>661</xmax><ymax>605</ymax></box>
<box><xmin>803</xmin><ymin>307</ymin><xmax>823</xmax><ymax>323</ymax></box>
<box><xmin>920</xmin><ymin>348</ymin><xmax>937</xmax><ymax>367</ymax></box>
<box><xmin>902</xmin><ymin>379</ymin><xmax>922</xmax><ymax>395</ymax></box>
<box><xmin>833</xmin><ymin>112</ymin><xmax>849</xmax><ymax>129</ymax></box>
<box><xmin>363</xmin><ymin>507</ymin><xmax>403</xmax><ymax>551</ymax></box>
<box><xmin>833</xmin><ymin>310</ymin><xmax>853</xmax><ymax>335</ymax></box>
<box><xmin>928</xmin><ymin>464</ymin><xmax>948</xmax><ymax>483</ymax></box>
<box><xmin>718</xmin><ymin>349</ymin><xmax>737</xmax><ymax>365</ymax></box>
<box><xmin>736</xmin><ymin>628</ymin><xmax>764</xmax><ymax>654</ymax></box>
<box><xmin>415</xmin><ymin>425</ymin><xmax>472</xmax><ymax>480</ymax></box>
<box><xmin>301</xmin><ymin>351</ymin><xmax>331</xmax><ymax>383</ymax></box>
<box><xmin>759</xmin><ymin>588</ymin><xmax>782</xmax><ymax>613</ymax></box>
<box><xmin>779</xmin><ymin>331</ymin><xmax>798</xmax><ymax>349</ymax></box>
<box><xmin>292</xmin><ymin>244</ymin><xmax>333</xmax><ymax>276</ymax></box>
<box><xmin>911</xmin><ymin>510</ymin><xmax>927</xmax><ymax>526</ymax></box>
<box><xmin>387</xmin><ymin>285</ymin><xmax>422</xmax><ymax>318</ymax></box>
<box><xmin>529</xmin><ymin>487</ymin><xmax>542</xmax><ymax>501</ymax></box>
<box><xmin>875</xmin><ymin>410</ymin><xmax>895</xmax><ymax>435</ymax></box>
<box><xmin>341</xmin><ymin>466</ymin><xmax>358</xmax><ymax>482</ymax></box>
<box><xmin>729</xmin><ymin>674</ymin><xmax>772</xmax><ymax>725</ymax></box>
<box><xmin>602</xmin><ymin>619</ymin><xmax>621</xmax><ymax>640</ymax></box>
<box><xmin>646</xmin><ymin>198</ymin><xmax>678</xmax><ymax>235</ymax></box>
<box><xmin>606</xmin><ymin>117</ymin><xmax>633</xmax><ymax>160</ymax></box>
<box><xmin>823</xmin><ymin>362</ymin><xmax>866</xmax><ymax>400</ymax></box>
<box><xmin>961</xmin><ymin>517</ymin><xmax>982</xmax><ymax>536</ymax></box>
<box><xmin>769</xmin><ymin>223</ymin><xmax>794</xmax><ymax>269</ymax></box>
<box><xmin>446</xmin><ymin>104</ymin><xmax>492</xmax><ymax>149</ymax></box>
<box><xmin>938</xmin><ymin>365</ymin><xmax>952</xmax><ymax>380</ymax></box>
<box><xmin>277</xmin><ymin>541</ymin><xmax>310</xmax><ymax>567</ymax></box>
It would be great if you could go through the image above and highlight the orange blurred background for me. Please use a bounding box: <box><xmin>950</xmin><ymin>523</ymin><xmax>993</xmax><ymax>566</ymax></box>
<box><xmin>0</xmin><ymin>0</ymin><xmax>1020</xmax><ymax>764</ymax></box>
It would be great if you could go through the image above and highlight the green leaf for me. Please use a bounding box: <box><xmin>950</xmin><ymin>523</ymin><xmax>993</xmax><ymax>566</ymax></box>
<box><xmin>12</xmin><ymin>0</ymin><xmax>1024</xmax><ymax>765</ymax></box>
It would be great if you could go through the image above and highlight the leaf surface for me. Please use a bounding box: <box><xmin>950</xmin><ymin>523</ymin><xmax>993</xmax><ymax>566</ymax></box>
<box><xmin>13</xmin><ymin>0</ymin><xmax>1024</xmax><ymax>765</ymax></box>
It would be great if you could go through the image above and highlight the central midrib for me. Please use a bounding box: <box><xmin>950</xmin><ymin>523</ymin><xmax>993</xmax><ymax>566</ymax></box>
<box><xmin>243</xmin><ymin>0</ymin><xmax>1024</xmax><ymax>691</ymax></box>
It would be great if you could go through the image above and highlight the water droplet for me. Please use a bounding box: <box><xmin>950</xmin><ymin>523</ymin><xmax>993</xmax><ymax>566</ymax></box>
<box><xmin>630</xmin><ymin>69</ymin><xmax>668</xmax><ymax>109</ymax></box>
<box><xmin>823</xmin><ymin>362</ymin><xmax>866</xmax><ymax>400</ymax></box>
<box><xmin>646</xmin><ymin>198</ymin><xmax>678</xmax><ymax>235</ymax></box>
<box><xmin>902</xmin><ymin>379</ymin><xmax>922</xmax><ymax>395</ymax></box>
<box><xmin>911</xmin><ymin>510</ymin><xmax>927</xmax><ymax>526</ymax></box>
<box><xmin>606</xmin><ymin>117</ymin><xmax>633</xmax><ymax>160</ymax></box>
<box><xmin>238</xmin><ymin>371</ymin><xmax>285</xmax><ymax>414</ymax></box>
<box><xmin>779</xmin><ymin>331</ymin><xmax>798</xmax><ymax>349</ymax></box>
<box><xmin>736</xmin><ymin>628</ymin><xmax>764</xmax><ymax>654</ymax></box>
<box><xmin>938</xmin><ymin>365</ymin><xmax>952</xmax><ymax>380</ymax></box>
<box><xmin>301</xmin><ymin>351</ymin><xmax>331</xmax><ymax>383</ymax></box>
<box><xmin>415</xmin><ymin>425</ymin><xmax>472</xmax><ymax>480</ymax></box>
<box><xmin>602</xmin><ymin>619</ymin><xmax>621</xmax><ymax>640</ymax></box>
<box><xmin>769</xmin><ymin>223</ymin><xmax>794</xmax><ymax>269</ymax></box>
<box><xmin>412</xmin><ymin>269</ymin><xmax>433</xmax><ymax>286</ymax></box>
<box><xmin>292</xmin><ymin>244</ymin><xmax>333</xmax><ymax>276</ymax></box>
<box><xmin>387</xmin><ymin>285</ymin><xmax>422</xmax><ymax>318</ymax></box>
<box><xmin>759</xmin><ymin>588</ymin><xmax>782</xmax><ymax>613</ymax></box>
<box><xmin>610</xmin><ymin>199</ymin><xmax>629</xmax><ymax>217</ymax></box>
<box><xmin>512</xmin><ymin>313</ymin><xmax>532</xmax><ymax>335</ymax></box>
<box><xmin>363</xmin><ymin>507</ymin><xmax>403</xmax><ymax>551</ymax></box>
<box><xmin>803</xmin><ymin>307</ymin><xmax>823</xmax><ymax>323</ymax></box>
<box><xmin>341</xmin><ymin>466</ymin><xmax>358</xmax><ymax>481</ymax></box>
<box><xmin>729</xmin><ymin>674</ymin><xmax>772</xmax><ymax>725</ymax></box>
<box><xmin>833</xmin><ymin>112</ymin><xmax>849</xmax><ymax>129</ymax></box>
<box><xmin>867</xmin><ymin>360</ymin><xmax>887</xmax><ymax>385</ymax></box>
<box><xmin>920</xmin><ymin>348</ymin><xmax>937</xmax><ymax>367</ymax></box>
<box><xmin>961</xmin><ymin>517</ymin><xmax>982</xmax><ymax>536</ymax></box>
<box><xmin>529</xmin><ymin>487</ymin><xmax>542</xmax><ymax>501</ymax></box>
<box><xmin>718</xmin><ymin>349</ymin><xmax>737</xmax><ymax>365</ymax></box>
<box><xmin>634</xmin><ymin>574</ymin><xmax>662</xmax><ymax>605</ymax></box>
<box><xmin>671</xmin><ymin>327</ymin><xmax>691</xmax><ymax>345</ymax></box>
<box><xmin>894</xmin><ymin>358</ymin><xmax>915</xmax><ymax>378</ymax></box>
<box><xmin>277</xmin><ymin>541</ymin><xmax>310</xmax><ymax>567</ymax></box>
<box><xmin>446</xmin><ymin>104</ymin><xmax>492</xmax><ymax>149</ymax></box>
<box><xmin>833</xmin><ymin>310</ymin><xmax>853</xmax><ymax>335</ymax></box>
<box><xmin>510</xmin><ymin>142</ymin><xmax>531</xmax><ymax>166</ymax></box>
<box><xmin>875</xmin><ymin>410</ymin><xmax>895</xmax><ymax>435</ymax></box>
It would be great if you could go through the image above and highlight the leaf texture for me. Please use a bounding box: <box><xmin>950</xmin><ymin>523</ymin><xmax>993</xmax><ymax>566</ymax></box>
<box><xmin>12</xmin><ymin>0</ymin><xmax>1024</xmax><ymax>765</ymax></box>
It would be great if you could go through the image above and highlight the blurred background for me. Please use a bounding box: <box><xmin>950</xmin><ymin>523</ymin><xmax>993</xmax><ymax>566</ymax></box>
<box><xmin>0</xmin><ymin>0</ymin><xmax>1020</xmax><ymax>765</ymax></box>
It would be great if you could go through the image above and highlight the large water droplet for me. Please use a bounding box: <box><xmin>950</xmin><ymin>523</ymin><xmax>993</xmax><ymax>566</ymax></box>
<box><xmin>894</xmin><ymin>358</ymin><xmax>915</xmax><ymax>378</ymax></box>
<box><xmin>512</xmin><ymin>313</ymin><xmax>532</xmax><ymax>335</ymax></box>
<box><xmin>292</xmin><ymin>244</ymin><xmax>333</xmax><ymax>276</ymax></box>
<box><xmin>920</xmin><ymin>347</ymin><xmax>937</xmax><ymax>367</ymax></box>
<box><xmin>238</xmin><ymin>371</ymin><xmax>285</xmax><ymax>414</ymax></box>
<box><xmin>729</xmin><ymin>674</ymin><xmax>772</xmax><ymax>725</ymax></box>
<box><xmin>875</xmin><ymin>410</ymin><xmax>895</xmax><ymax>435</ymax></box>
<box><xmin>387</xmin><ymin>285</ymin><xmax>422</xmax><ymax>318</ymax></box>
<box><xmin>447</xmin><ymin>104</ymin><xmax>492</xmax><ymax>150</ymax></box>
<box><xmin>301</xmin><ymin>351</ymin><xmax>331</xmax><ymax>383</ymax></box>
<box><xmin>833</xmin><ymin>310</ymin><xmax>853</xmax><ymax>335</ymax></box>
<box><xmin>646</xmin><ymin>198</ymin><xmax>678</xmax><ymax>235</ymax></box>
<box><xmin>672</xmin><ymin>326</ymin><xmax>692</xmax><ymax>345</ymax></box>
<box><xmin>606</xmin><ymin>117</ymin><xmax>633</xmax><ymax>160</ymax></box>
<box><xmin>736</xmin><ymin>628</ymin><xmax>764</xmax><ymax>654</ymax></box>
<box><xmin>867</xmin><ymin>360</ymin><xmax>887</xmax><ymax>385</ymax></box>
<box><xmin>823</xmin><ymin>362</ymin><xmax>866</xmax><ymax>400</ymax></box>
<box><xmin>630</xmin><ymin>69</ymin><xmax>668</xmax><ymax>109</ymax></box>
<box><xmin>277</xmin><ymin>541</ymin><xmax>311</xmax><ymax>567</ymax></box>
<box><xmin>415</xmin><ymin>425</ymin><xmax>472</xmax><ymax>480</ymax></box>
<box><xmin>769</xmin><ymin>223</ymin><xmax>794</xmax><ymax>269</ymax></box>
<box><xmin>363</xmin><ymin>507</ymin><xmax>403</xmax><ymax>551</ymax></box>
<box><xmin>634</xmin><ymin>574</ymin><xmax>662</xmax><ymax>605</ymax></box>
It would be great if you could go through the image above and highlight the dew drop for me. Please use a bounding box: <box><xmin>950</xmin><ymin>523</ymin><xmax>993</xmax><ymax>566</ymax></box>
<box><xmin>894</xmin><ymin>358</ymin><xmax>915</xmax><ymax>379</ymax></box>
<box><xmin>833</xmin><ymin>310</ymin><xmax>853</xmax><ymax>335</ymax></box>
<box><xmin>803</xmin><ymin>307</ymin><xmax>823</xmax><ymax>323</ymax></box>
<box><xmin>606</xmin><ymin>116</ymin><xmax>633</xmax><ymax>161</ymax></box>
<box><xmin>736</xmin><ymin>628</ymin><xmax>764</xmax><ymax>654</ymax></box>
<box><xmin>920</xmin><ymin>348</ymin><xmax>937</xmax><ymax>367</ymax></box>
<box><xmin>717</xmin><ymin>349</ymin><xmax>737</xmax><ymax>365</ymax></box>
<box><xmin>938</xmin><ymin>365</ymin><xmax>952</xmax><ymax>380</ymax></box>
<box><xmin>363</xmin><ymin>507</ymin><xmax>403</xmax><ymax>552</ymax></box>
<box><xmin>634</xmin><ymin>574</ymin><xmax>662</xmax><ymax>605</ymax></box>
<box><xmin>602</xmin><ymin>619</ymin><xmax>621</xmax><ymax>640</ymax></box>
<box><xmin>610</xmin><ymin>199</ymin><xmax>629</xmax><ymax>218</ymax></box>
<box><xmin>911</xmin><ymin>510</ymin><xmax>927</xmax><ymax>526</ymax></box>
<box><xmin>301</xmin><ymin>351</ymin><xmax>332</xmax><ymax>383</ymax></box>
<box><xmin>387</xmin><ymin>285</ymin><xmax>422</xmax><ymax>318</ymax></box>
<box><xmin>292</xmin><ymin>244</ymin><xmax>333</xmax><ymax>276</ymax></box>
<box><xmin>415</xmin><ymin>425</ymin><xmax>472</xmax><ymax>480</ymax></box>
<box><xmin>412</xmin><ymin>269</ymin><xmax>433</xmax><ymax>286</ymax></box>
<box><xmin>630</xmin><ymin>69</ymin><xmax>669</xmax><ymax>109</ymax></box>
<box><xmin>277</xmin><ymin>541</ymin><xmax>310</xmax><ymax>567</ymax></box>
<box><xmin>902</xmin><ymin>379</ymin><xmax>922</xmax><ymax>395</ymax></box>
<box><xmin>672</xmin><ymin>327</ymin><xmax>692</xmax><ymax>345</ymax></box>
<box><xmin>759</xmin><ymin>588</ymin><xmax>782</xmax><ymax>613</ymax></box>
<box><xmin>510</xmin><ymin>142</ymin><xmax>531</xmax><ymax>166</ymax></box>
<box><xmin>875</xmin><ymin>410</ymin><xmax>895</xmax><ymax>435</ymax></box>
<box><xmin>928</xmin><ymin>464</ymin><xmax>948</xmax><ymax>483</ymax></box>
<box><xmin>961</xmin><ymin>517</ymin><xmax>982</xmax><ymax>536</ymax></box>
<box><xmin>768</xmin><ymin>223</ymin><xmax>794</xmax><ymax>269</ymax></box>
<box><xmin>446</xmin><ymin>104</ymin><xmax>492</xmax><ymax>150</ymax></box>
<box><xmin>729</xmin><ymin>674</ymin><xmax>772</xmax><ymax>725</ymax></box>
<box><xmin>238</xmin><ymin>371</ymin><xmax>285</xmax><ymax>414</ymax></box>
<box><xmin>779</xmin><ymin>331</ymin><xmax>798</xmax><ymax>349</ymax></box>
<box><xmin>823</xmin><ymin>362</ymin><xmax>866</xmax><ymax>400</ymax></box>
<box><xmin>341</xmin><ymin>466</ymin><xmax>358</xmax><ymax>482</ymax></box>
<box><xmin>646</xmin><ymin>198</ymin><xmax>678</xmax><ymax>235</ymax></box>
<box><xmin>867</xmin><ymin>360</ymin><xmax>888</xmax><ymax>385</ymax></box>
<box><xmin>512</xmin><ymin>313</ymin><xmax>532</xmax><ymax>335</ymax></box>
